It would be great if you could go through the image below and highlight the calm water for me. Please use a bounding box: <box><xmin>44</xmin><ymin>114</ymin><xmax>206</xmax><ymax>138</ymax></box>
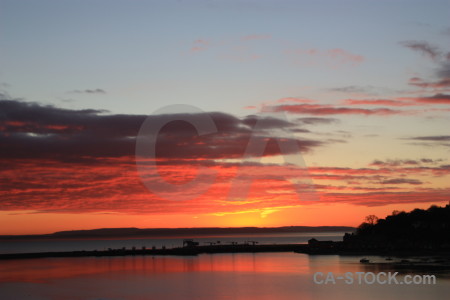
<box><xmin>0</xmin><ymin>232</ymin><xmax>346</xmax><ymax>254</ymax></box>
<box><xmin>0</xmin><ymin>233</ymin><xmax>449</xmax><ymax>299</ymax></box>
<box><xmin>0</xmin><ymin>253</ymin><xmax>449</xmax><ymax>300</ymax></box>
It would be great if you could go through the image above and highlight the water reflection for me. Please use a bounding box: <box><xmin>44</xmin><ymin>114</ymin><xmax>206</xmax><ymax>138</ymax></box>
<box><xmin>0</xmin><ymin>253</ymin><xmax>305</xmax><ymax>283</ymax></box>
<box><xmin>0</xmin><ymin>253</ymin><xmax>448</xmax><ymax>300</ymax></box>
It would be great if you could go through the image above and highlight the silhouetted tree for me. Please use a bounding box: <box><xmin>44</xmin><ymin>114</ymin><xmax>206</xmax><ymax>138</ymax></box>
<box><xmin>365</xmin><ymin>215</ymin><xmax>379</xmax><ymax>225</ymax></box>
<box><xmin>346</xmin><ymin>204</ymin><xmax>450</xmax><ymax>251</ymax></box>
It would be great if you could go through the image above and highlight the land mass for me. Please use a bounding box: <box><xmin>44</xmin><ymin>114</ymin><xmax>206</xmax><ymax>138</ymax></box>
<box><xmin>0</xmin><ymin>226</ymin><xmax>355</xmax><ymax>240</ymax></box>
<box><xmin>1</xmin><ymin>205</ymin><xmax>448</xmax><ymax>262</ymax></box>
<box><xmin>341</xmin><ymin>204</ymin><xmax>450</xmax><ymax>253</ymax></box>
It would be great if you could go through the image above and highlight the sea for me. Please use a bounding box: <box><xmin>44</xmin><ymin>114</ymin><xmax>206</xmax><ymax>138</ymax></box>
<box><xmin>0</xmin><ymin>231</ymin><xmax>449</xmax><ymax>300</ymax></box>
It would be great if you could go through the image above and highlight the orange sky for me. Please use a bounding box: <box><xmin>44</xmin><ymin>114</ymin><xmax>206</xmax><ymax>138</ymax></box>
<box><xmin>1</xmin><ymin>155</ymin><xmax>448</xmax><ymax>235</ymax></box>
<box><xmin>1</xmin><ymin>203</ymin><xmax>446</xmax><ymax>235</ymax></box>
<box><xmin>1</xmin><ymin>1</ymin><xmax>450</xmax><ymax>235</ymax></box>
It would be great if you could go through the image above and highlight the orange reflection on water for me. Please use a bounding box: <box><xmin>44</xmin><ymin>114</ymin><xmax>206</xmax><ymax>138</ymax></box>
<box><xmin>0</xmin><ymin>253</ymin><xmax>312</xmax><ymax>283</ymax></box>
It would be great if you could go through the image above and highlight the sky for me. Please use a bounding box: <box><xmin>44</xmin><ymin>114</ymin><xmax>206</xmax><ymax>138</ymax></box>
<box><xmin>1</xmin><ymin>0</ymin><xmax>450</xmax><ymax>234</ymax></box>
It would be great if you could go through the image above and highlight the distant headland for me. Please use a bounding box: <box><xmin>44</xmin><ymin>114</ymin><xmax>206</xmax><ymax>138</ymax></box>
<box><xmin>0</xmin><ymin>226</ymin><xmax>355</xmax><ymax>240</ymax></box>
<box><xmin>1</xmin><ymin>204</ymin><xmax>448</xmax><ymax>261</ymax></box>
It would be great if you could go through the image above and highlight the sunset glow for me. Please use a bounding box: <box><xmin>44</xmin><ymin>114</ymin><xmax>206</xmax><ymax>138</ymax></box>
<box><xmin>1</xmin><ymin>0</ymin><xmax>450</xmax><ymax>235</ymax></box>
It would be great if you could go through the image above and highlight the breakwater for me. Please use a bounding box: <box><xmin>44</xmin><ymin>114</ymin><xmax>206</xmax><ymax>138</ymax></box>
<box><xmin>0</xmin><ymin>243</ymin><xmax>311</xmax><ymax>260</ymax></box>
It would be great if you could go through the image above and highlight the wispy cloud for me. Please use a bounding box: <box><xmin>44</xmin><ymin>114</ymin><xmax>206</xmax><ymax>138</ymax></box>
<box><xmin>328</xmin><ymin>86</ymin><xmax>366</xmax><ymax>93</ymax></box>
<box><xmin>68</xmin><ymin>88</ymin><xmax>106</xmax><ymax>94</ymax></box>
<box><xmin>285</xmin><ymin>47</ymin><xmax>364</xmax><ymax>68</ymax></box>
<box><xmin>400</xmin><ymin>40</ymin><xmax>441</xmax><ymax>60</ymax></box>
<box><xmin>407</xmin><ymin>135</ymin><xmax>450</xmax><ymax>141</ymax></box>
<box><xmin>327</xmin><ymin>85</ymin><xmax>401</xmax><ymax>98</ymax></box>
<box><xmin>343</xmin><ymin>99</ymin><xmax>417</xmax><ymax>107</ymax></box>
<box><xmin>271</xmin><ymin>103</ymin><xmax>403</xmax><ymax>116</ymax></box>
<box><xmin>379</xmin><ymin>178</ymin><xmax>422</xmax><ymax>185</ymax></box>
<box><xmin>370</xmin><ymin>158</ymin><xmax>442</xmax><ymax>167</ymax></box>
<box><xmin>241</xmin><ymin>34</ymin><xmax>271</xmax><ymax>41</ymax></box>
<box><xmin>408</xmin><ymin>77</ymin><xmax>450</xmax><ymax>89</ymax></box>
<box><xmin>343</xmin><ymin>94</ymin><xmax>450</xmax><ymax>107</ymax></box>
<box><xmin>190</xmin><ymin>39</ymin><xmax>210</xmax><ymax>52</ymax></box>
<box><xmin>295</xmin><ymin>117</ymin><xmax>339</xmax><ymax>125</ymax></box>
<box><xmin>276</xmin><ymin>97</ymin><xmax>316</xmax><ymax>104</ymax></box>
<box><xmin>401</xmin><ymin>41</ymin><xmax>450</xmax><ymax>95</ymax></box>
<box><xmin>403</xmin><ymin>135</ymin><xmax>450</xmax><ymax>149</ymax></box>
<box><xmin>399</xmin><ymin>94</ymin><xmax>450</xmax><ymax>104</ymax></box>
<box><xmin>0</xmin><ymin>82</ymin><xmax>10</xmax><ymax>89</ymax></box>
<box><xmin>437</xmin><ymin>62</ymin><xmax>450</xmax><ymax>78</ymax></box>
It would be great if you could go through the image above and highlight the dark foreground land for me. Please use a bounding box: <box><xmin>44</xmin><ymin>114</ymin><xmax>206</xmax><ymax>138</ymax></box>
<box><xmin>0</xmin><ymin>243</ymin><xmax>309</xmax><ymax>259</ymax></box>
<box><xmin>0</xmin><ymin>240</ymin><xmax>449</xmax><ymax>260</ymax></box>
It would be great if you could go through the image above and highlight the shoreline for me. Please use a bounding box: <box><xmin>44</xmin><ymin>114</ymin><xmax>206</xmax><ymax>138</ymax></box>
<box><xmin>0</xmin><ymin>244</ymin><xmax>308</xmax><ymax>260</ymax></box>
<box><xmin>1</xmin><ymin>242</ymin><xmax>450</xmax><ymax>260</ymax></box>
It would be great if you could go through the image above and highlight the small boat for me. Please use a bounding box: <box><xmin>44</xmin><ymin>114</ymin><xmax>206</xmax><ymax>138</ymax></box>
<box><xmin>385</xmin><ymin>257</ymin><xmax>393</xmax><ymax>261</ymax></box>
<box><xmin>360</xmin><ymin>258</ymin><xmax>370</xmax><ymax>263</ymax></box>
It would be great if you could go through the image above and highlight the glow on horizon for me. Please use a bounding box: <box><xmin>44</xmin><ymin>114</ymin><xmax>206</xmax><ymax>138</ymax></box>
<box><xmin>1</xmin><ymin>1</ymin><xmax>450</xmax><ymax>235</ymax></box>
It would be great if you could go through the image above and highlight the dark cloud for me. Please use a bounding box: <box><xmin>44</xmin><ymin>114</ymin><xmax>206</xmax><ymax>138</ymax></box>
<box><xmin>420</xmin><ymin>93</ymin><xmax>450</xmax><ymax>103</ymax></box>
<box><xmin>408</xmin><ymin>77</ymin><xmax>450</xmax><ymax>88</ymax></box>
<box><xmin>400</xmin><ymin>40</ymin><xmax>450</xmax><ymax>92</ymax></box>
<box><xmin>380</xmin><ymin>178</ymin><xmax>422</xmax><ymax>185</ymax></box>
<box><xmin>404</xmin><ymin>50</ymin><xmax>450</xmax><ymax>94</ymax></box>
<box><xmin>437</xmin><ymin>62</ymin><xmax>450</xmax><ymax>79</ymax></box>
<box><xmin>69</xmin><ymin>89</ymin><xmax>106</xmax><ymax>94</ymax></box>
<box><xmin>327</xmin><ymin>86</ymin><xmax>369</xmax><ymax>93</ymax></box>
<box><xmin>296</xmin><ymin>117</ymin><xmax>339</xmax><ymax>125</ymax></box>
<box><xmin>371</xmin><ymin>159</ymin><xmax>417</xmax><ymax>167</ymax></box>
<box><xmin>407</xmin><ymin>135</ymin><xmax>450</xmax><ymax>141</ymax></box>
<box><xmin>241</xmin><ymin>115</ymin><xmax>296</xmax><ymax>129</ymax></box>
<box><xmin>421</xmin><ymin>158</ymin><xmax>433</xmax><ymax>163</ymax></box>
<box><xmin>398</xmin><ymin>93</ymin><xmax>450</xmax><ymax>105</ymax></box>
<box><xmin>370</xmin><ymin>158</ymin><xmax>441</xmax><ymax>167</ymax></box>
<box><xmin>0</xmin><ymin>100</ymin><xmax>324</xmax><ymax>162</ymax></box>
<box><xmin>400</xmin><ymin>41</ymin><xmax>441</xmax><ymax>60</ymax></box>
<box><xmin>403</xmin><ymin>136</ymin><xmax>450</xmax><ymax>149</ymax></box>
<box><xmin>326</xmin><ymin>85</ymin><xmax>381</xmax><ymax>95</ymax></box>
<box><xmin>290</xmin><ymin>128</ymin><xmax>311</xmax><ymax>133</ymax></box>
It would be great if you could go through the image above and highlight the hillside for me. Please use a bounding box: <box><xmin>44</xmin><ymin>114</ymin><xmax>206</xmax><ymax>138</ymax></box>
<box><xmin>343</xmin><ymin>204</ymin><xmax>450</xmax><ymax>252</ymax></box>
<box><xmin>0</xmin><ymin>226</ymin><xmax>355</xmax><ymax>240</ymax></box>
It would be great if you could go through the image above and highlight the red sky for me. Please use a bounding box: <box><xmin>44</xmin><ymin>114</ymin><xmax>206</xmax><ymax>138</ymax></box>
<box><xmin>1</xmin><ymin>2</ymin><xmax>450</xmax><ymax>235</ymax></box>
<box><xmin>0</xmin><ymin>100</ymin><xmax>449</xmax><ymax>234</ymax></box>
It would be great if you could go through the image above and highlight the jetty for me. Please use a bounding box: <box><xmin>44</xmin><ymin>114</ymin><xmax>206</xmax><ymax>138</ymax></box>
<box><xmin>0</xmin><ymin>242</ymin><xmax>311</xmax><ymax>260</ymax></box>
